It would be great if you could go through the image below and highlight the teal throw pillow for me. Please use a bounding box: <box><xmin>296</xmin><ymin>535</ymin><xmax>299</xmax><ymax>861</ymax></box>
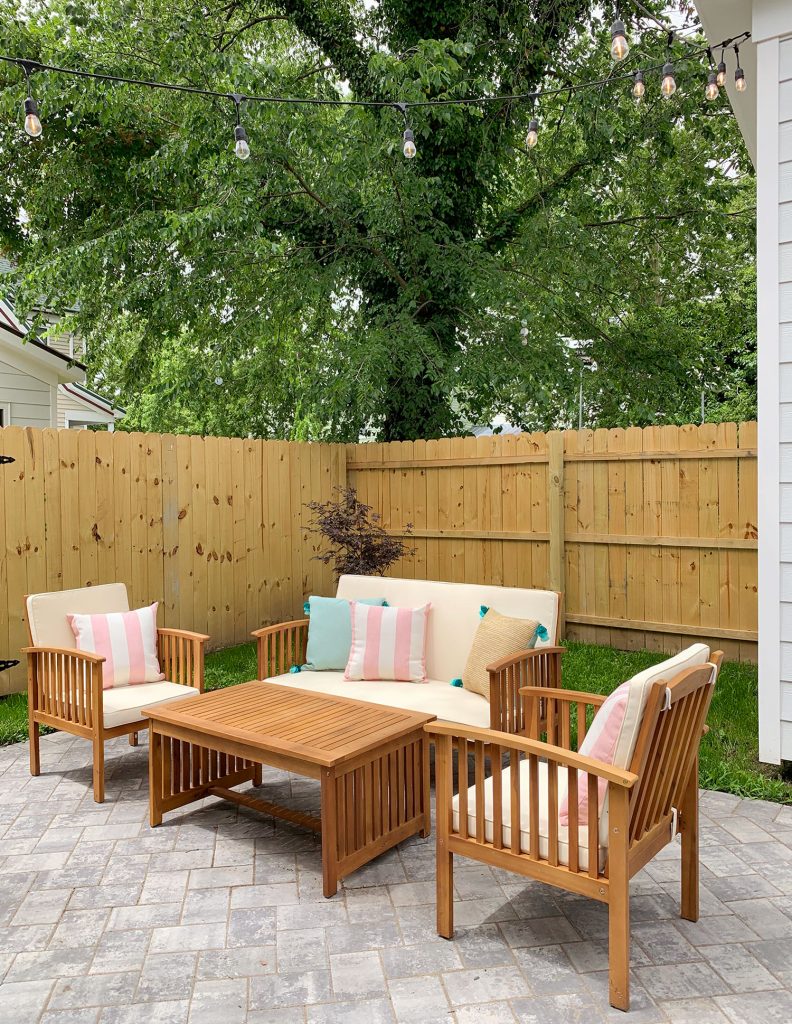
<box><xmin>304</xmin><ymin>595</ymin><xmax>387</xmax><ymax>671</ymax></box>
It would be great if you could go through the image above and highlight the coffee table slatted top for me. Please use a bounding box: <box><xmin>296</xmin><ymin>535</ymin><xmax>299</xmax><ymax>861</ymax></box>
<box><xmin>144</xmin><ymin>681</ymin><xmax>435</xmax><ymax>767</ymax></box>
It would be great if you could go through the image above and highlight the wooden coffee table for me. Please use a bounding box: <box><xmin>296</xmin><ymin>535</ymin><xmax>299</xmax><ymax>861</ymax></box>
<box><xmin>144</xmin><ymin>681</ymin><xmax>434</xmax><ymax>896</ymax></box>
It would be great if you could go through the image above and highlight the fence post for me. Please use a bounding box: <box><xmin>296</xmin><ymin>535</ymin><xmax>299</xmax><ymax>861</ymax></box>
<box><xmin>548</xmin><ymin>431</ymin><xmax>566</xmax><ymax>638</ymax></box>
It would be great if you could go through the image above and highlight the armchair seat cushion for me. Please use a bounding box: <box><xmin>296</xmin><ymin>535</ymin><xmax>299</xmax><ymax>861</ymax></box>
<box><xmin>452</xmin><ymin>759</ymin><xmax>607</xmax><ymax>873</ymax></box>
<box><xmin>103</xmin><ymin>681</ymin><xmax>200</xmax><ymax>729</ymax></box>
<box><xmin>267</xmin><ymin>670</ymin><xmax>491</xmax><ymax>728</ymax></box>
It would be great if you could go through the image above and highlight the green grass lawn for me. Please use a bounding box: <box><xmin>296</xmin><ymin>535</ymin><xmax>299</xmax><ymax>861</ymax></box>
<box><xmin>2</xmin><ymin>640</ymin><xmax>788</xmax><ymax>804</ymax></box>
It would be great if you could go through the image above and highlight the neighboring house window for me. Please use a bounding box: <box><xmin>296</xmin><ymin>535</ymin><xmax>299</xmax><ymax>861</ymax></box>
<box><xmin>0</xmin><ymin>403</ymin><xmax>9</xmax><ymax>427</ymax></box>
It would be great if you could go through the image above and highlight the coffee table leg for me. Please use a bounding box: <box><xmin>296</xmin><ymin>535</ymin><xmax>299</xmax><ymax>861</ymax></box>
<box><xmin>149</xmin><ymin>727</ymin><xmax>163</xmax><ymax>828</ymax></box>
<box><xmin>420</xmin><ymin>734</ymin><xmax>431</xmax><ymax>838</ymax></box>
<box><xmin>320</xmin><ymin>768</ymin><xmax>338</xmax><ymax>898</ymax></box>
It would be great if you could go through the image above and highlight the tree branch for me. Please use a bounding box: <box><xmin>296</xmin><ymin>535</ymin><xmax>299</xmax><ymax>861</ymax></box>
<box><xmin>271</xmin><ymin>0</ymin><xmax>376</xmax><ymax>98</ymax></box>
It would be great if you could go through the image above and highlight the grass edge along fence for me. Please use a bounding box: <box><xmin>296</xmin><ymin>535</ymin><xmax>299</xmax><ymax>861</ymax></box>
<box><xmin>0</xmin><ymin>421</ymin><xmax>757</xmax><ymax>695</ymax></box>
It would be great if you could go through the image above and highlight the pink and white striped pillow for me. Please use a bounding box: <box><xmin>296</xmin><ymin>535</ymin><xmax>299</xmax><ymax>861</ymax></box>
<box><xmin>559</xmin><ymin>643</ymin><xmax>711</xmax><ymax>828</ymax></box>
<box><xmin>345</xmin><ymin>602</ymin><xmax>430</xmax><ymax>683</ymax></box>
<box><xmin>67</xmin><ymin>603</ymin><xmax>165</xmax><ymax>690</ymax></box>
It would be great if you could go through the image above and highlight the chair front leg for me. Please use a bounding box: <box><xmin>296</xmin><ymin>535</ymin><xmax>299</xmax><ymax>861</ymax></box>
<box><xmin>92</xmin><ymin>667</ymin><xmax>105</xmax><ymax>803</ymax></box>
<box><xmin>27</xmin><ymin>658</ymin><xmax>40</xmax><ymax>777</ymax></box>
<box><xmin>434</xmin><ymin>733</ymin><xmax>455</xmax><ymax>939</ymax></box>
<box><xmin>679</xmin><ymin>755</ymin><xmax>699</xmax><ymax>922</ymax></box>
<box><xmin>92</xmin><ymin>731</ymin><xmax>105</xmax><ymax>803</ymax></box>
<box><xmin>608</xmin><ymin>785</ymin><xmax>630</xmax><ymax>1011</ymax></box>
<box><xmin>437</xmin><ymin>839</ymin><xmax>454</xmax><ymax>939</ymax></box>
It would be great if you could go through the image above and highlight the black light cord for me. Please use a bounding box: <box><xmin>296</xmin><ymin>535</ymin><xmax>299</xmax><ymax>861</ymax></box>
<box><xmin>0</xmin><ymin>30</ymin><xmax>750</xmax><ymax>116</ymax></box>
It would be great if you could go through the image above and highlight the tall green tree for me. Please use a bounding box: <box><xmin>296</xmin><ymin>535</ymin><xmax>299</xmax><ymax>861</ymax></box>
<box><xmin>0</xmin><ymin>1</ymin><xmax>755</xmax><ymax>439</ymax></box>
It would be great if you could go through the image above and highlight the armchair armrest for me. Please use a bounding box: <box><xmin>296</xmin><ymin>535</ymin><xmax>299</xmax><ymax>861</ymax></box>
<box><xmin>426</xmin><ymin>720</ymin><xmax>637</xmax><ymax>788</ymax></box>
<box><xmin>252</xmin><ymin>619</ymin><xmax>309</xmax><ymax>680</ymax></box>
<box><xmin>488</xmin><ymin>646</ymin><xmax>564</xmax><ymax>734</ymax></box>
<box><xmin>518</xmin><ymin>686</ymin><xmax>605</xmax><ymax>746</ymax></box>
<box><xmin>23</xmin><ymin>645</ymin><xmax>105</xmax><ymax>731</ymax></box>
<box><xmin>157</xmin><ymin>628</ymin><xmax>208</xmax><ymax>692</ymax></box>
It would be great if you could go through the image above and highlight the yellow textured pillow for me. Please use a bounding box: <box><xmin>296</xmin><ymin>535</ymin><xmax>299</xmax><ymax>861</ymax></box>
<box><xmin>462</xmin><ymin>609</ymin><xmax>540</xmax><ymax>701</ymax></box>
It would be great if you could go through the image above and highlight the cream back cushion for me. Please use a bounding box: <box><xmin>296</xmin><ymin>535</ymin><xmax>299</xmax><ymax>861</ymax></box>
<box><xmin>26</xmin><ymin>583</ymin><xmax>130</xmax><ymax>650</ymax></box>
<box><xmin>336</xmin><ymin>576</ymin><xmax>559</xmax><ymax>683</ymax></box>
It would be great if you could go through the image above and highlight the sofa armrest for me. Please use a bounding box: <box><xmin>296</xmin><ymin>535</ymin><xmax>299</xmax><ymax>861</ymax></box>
<box><xmin>157</xmin><ymin>628</ymin><xmax>208</xmax><ymax>692</ymax></box>
<box><xmin>23</xmin><ymin>646</ymin><xmax>105</xmax><ymax>732</ymax></box>
<box><xmin>488</xmin><ymin>646</ymin><xmax>564</xmax><ymax>734</ymax></box>
<box><xmin>518</xmin><ymin>686</ymin><xmax>605</xmax><ymax>746</ymax></box>
<box><xmin>252</xmin><ymin>619</ymin><xmax>309</xmax><ymax>679</ymax></box>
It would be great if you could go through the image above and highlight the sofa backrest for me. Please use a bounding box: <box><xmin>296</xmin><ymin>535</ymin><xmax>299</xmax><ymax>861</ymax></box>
<box><xmin>26</xmin><ymin>583</ymin><xmax>130</xmax><ymax>650</ymax></box>
<box><xmin>336</xmin><ymin>575</ymin><xmax>560</xmax><ymax>683</ymax></box>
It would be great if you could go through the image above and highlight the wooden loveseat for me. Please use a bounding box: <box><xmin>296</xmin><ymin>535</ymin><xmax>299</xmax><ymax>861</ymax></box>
<box><xmin>253</xmin><ymin>575</ymin><xmax>563</xmax><ymax>729</ymax></box>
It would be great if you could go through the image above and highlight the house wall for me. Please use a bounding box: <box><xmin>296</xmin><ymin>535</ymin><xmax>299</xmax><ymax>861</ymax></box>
<box><xmin>758</xmin><ymin>14</ymin><xmax>792</xmax><ymax>761</ymax></box>
<box><xmin>0</xmin><ymin>356</ymin><xmax>54</xmax><ymax>428</ymax></box>
<box><xmin>56</xmin><ymin>388</ymin><xmax>114</xmax><ymax>430</ymax></box>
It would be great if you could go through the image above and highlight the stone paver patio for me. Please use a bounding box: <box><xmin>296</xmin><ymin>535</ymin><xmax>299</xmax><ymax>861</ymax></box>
<box><xmin>2</xmin><ymin>732</ymin><xmax>792</xmax><ymax>1023</ymax></box>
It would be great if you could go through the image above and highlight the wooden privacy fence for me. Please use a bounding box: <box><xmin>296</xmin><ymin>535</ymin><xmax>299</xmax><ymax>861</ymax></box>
<box><xmin>0</xmin><ymin>421</ymin><xmax>756</xmax><ymax>695</ymax></box>
<box><xmin>0</xmin><ymin>427</ymin><xmax>345</xmax><ymax>695</ymax></box>
<box><xmin>346</xmin><ymin>421</ymin><xmax>758</xmax><ymax>663</ymax></box>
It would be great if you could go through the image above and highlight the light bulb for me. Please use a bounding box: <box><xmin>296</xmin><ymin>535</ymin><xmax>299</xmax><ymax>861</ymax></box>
<box><xmin>661</xmin><ymin>63</ymin><xmax>676</xmax><ymax>98</ymax></box>
<box><xmin>705</xmin><ymin>72</ymin><xmax>719</xmax><ymax>101</ymax></box>
<box><xmin>23</xmin><ymin>97</ymin><xmax>42</xmax><ymax>138</ymax></box>
<box><xmin>716</xmin><ymin>61</ymin><xmax>727</xmax><ymax>87</ymax></box>
<box><xmin>632</xmin><ymin>71</ymin><xmax>645</xmax><ymax>100</ymax></box>
<box><xmin>402</xmin><ymin>128</ymin><xmax>416</xmax><ymax>159</ymax></box>
<box><xmin>610</xmin><ymin>19</ymin><xmax>629</xmax><ymax>62</ymax></box>
<box><xmin>735</xmin><ymin>66</ymin><xmax>747</xmax><ymax>92</ymax></box>
<box><xmin>525</xmin><ymin>119</ymin><xmax>539</xmax><ymax>149</ymax></box>
<box><xmin>234</xmin><ymin>125</ymin><xmax>250</xmax><ymax>160</ymax></box>
<box><xmin>520</xmin><ymin>325</ymin><xmax>529</xmax><ymax>346</ymax></box>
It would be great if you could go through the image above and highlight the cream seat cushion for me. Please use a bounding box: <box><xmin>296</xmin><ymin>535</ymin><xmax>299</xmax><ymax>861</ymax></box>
<box><xmin>267</xmin><ymin>671</ymin><xmax>491</xmax><ymax>729</ymax></box>
<box><xmin>452</xmin><ymin>759</ymin><xmax>607</xmax><ymax>873</ymax></box>
<box><xmin>103</xmin><ymin>681</ymin><xmax>199</xmax><ymax>729</ymax></box>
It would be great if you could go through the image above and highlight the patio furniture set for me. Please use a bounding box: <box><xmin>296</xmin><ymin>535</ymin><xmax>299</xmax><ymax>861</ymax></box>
<box><xmin>21</xmin><ymin>576</ymin><xmax>721</xmax><ymax>1012</ymax></box>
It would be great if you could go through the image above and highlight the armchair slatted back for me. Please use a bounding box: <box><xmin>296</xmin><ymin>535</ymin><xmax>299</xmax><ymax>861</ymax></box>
<box><xmin>627</xmin><ymin>659</ymin><xmax>720</xmax><ymax>847</ymax></box>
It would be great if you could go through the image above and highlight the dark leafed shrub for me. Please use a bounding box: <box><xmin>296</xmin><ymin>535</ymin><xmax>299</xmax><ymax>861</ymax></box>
<box><xmin>305</xmin><ymin>486</ymin><xmax>415</xmax><ymax>580</ymax></box>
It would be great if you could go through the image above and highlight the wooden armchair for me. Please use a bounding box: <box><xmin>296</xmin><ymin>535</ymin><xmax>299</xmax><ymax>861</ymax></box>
<box><xmin>428</xmin><ymin>649</ymin><xmax>723</xmax><ymax>1012</ymax></box>
<box><xmin>25</xmin><ymin>584</ymin><xmax>208</xmax><ymax>802</ymax></box>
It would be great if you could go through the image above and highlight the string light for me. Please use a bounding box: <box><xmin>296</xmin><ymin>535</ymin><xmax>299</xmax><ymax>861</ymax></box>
<box><xmin>734</xmin><ymin>47</ymin><xmax>747</xmax><ymax>92</ymax></box>
<box><xmin>716</xmin><ymin>48</ymin><xmax>727</xmax><ymax>88</ymax></box>
<box><xmin>610</xmin><ymin>17</ymin><xmax>630</xmax><ymax>62</ymax></box>
<box><xmin>705</xmin><ymin>71</ymin><xmax>719</xmax><ymax>101</ymax></box>
<box><xmin>231</xmin><ymin>94</ymin><xmax>250</xmax><ymax>159</ymax></box>
<box><xmin>21</xmin><ymin>63</ymin><xmax>42</xmax><ymax>138</ymax></box>
<box><xmin>661</xmin><ymin>62</ymin><xmax>677</xmax><ymax>98</ymax></box>
<box><xmin>0</xmin><ymin>30</ymin><xmax>750</xmax><ymax>162</ymax></box>
<box><xmin>23</xmin><ymin>96</ymin><xmax>42</xmax><ymax>137</ymax></box>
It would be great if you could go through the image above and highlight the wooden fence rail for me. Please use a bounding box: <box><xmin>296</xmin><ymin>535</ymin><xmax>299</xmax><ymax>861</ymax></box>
<box><xmin>0</xmin><ymin>421</ymin><xmax>757</xmax><ymax>694</ymax></box>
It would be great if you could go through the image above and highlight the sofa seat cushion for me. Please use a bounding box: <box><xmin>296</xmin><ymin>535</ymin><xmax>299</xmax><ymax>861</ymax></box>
<box><xmin>452</xmin><ymin>759</ymin><xmax>606</xmax><ymax>873</ymax></box>
<box><xmin>266</xmin><ymin>671</ymin><xmax>491</xmax><ymax>729</ymax></box>
<box><xmin>103</xmin><ymin>681</ymin><xmax>200</xmax><ymax>729</ymax></box>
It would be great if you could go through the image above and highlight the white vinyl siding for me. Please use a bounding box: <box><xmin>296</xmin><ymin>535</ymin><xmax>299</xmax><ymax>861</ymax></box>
<box><xmin>0</xmin><ymin>356</ymin><xmax>53</xmax><ymax>428</ymax></box>
<box><xmin>56</xmin><ymin>387</ymin><xmax>114</xmax><ymax>430</ymax></box>
<box><xmin>776</xmin><ymin>35</ymin><xmax>792</xmax><ymax>760</ymax></box>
